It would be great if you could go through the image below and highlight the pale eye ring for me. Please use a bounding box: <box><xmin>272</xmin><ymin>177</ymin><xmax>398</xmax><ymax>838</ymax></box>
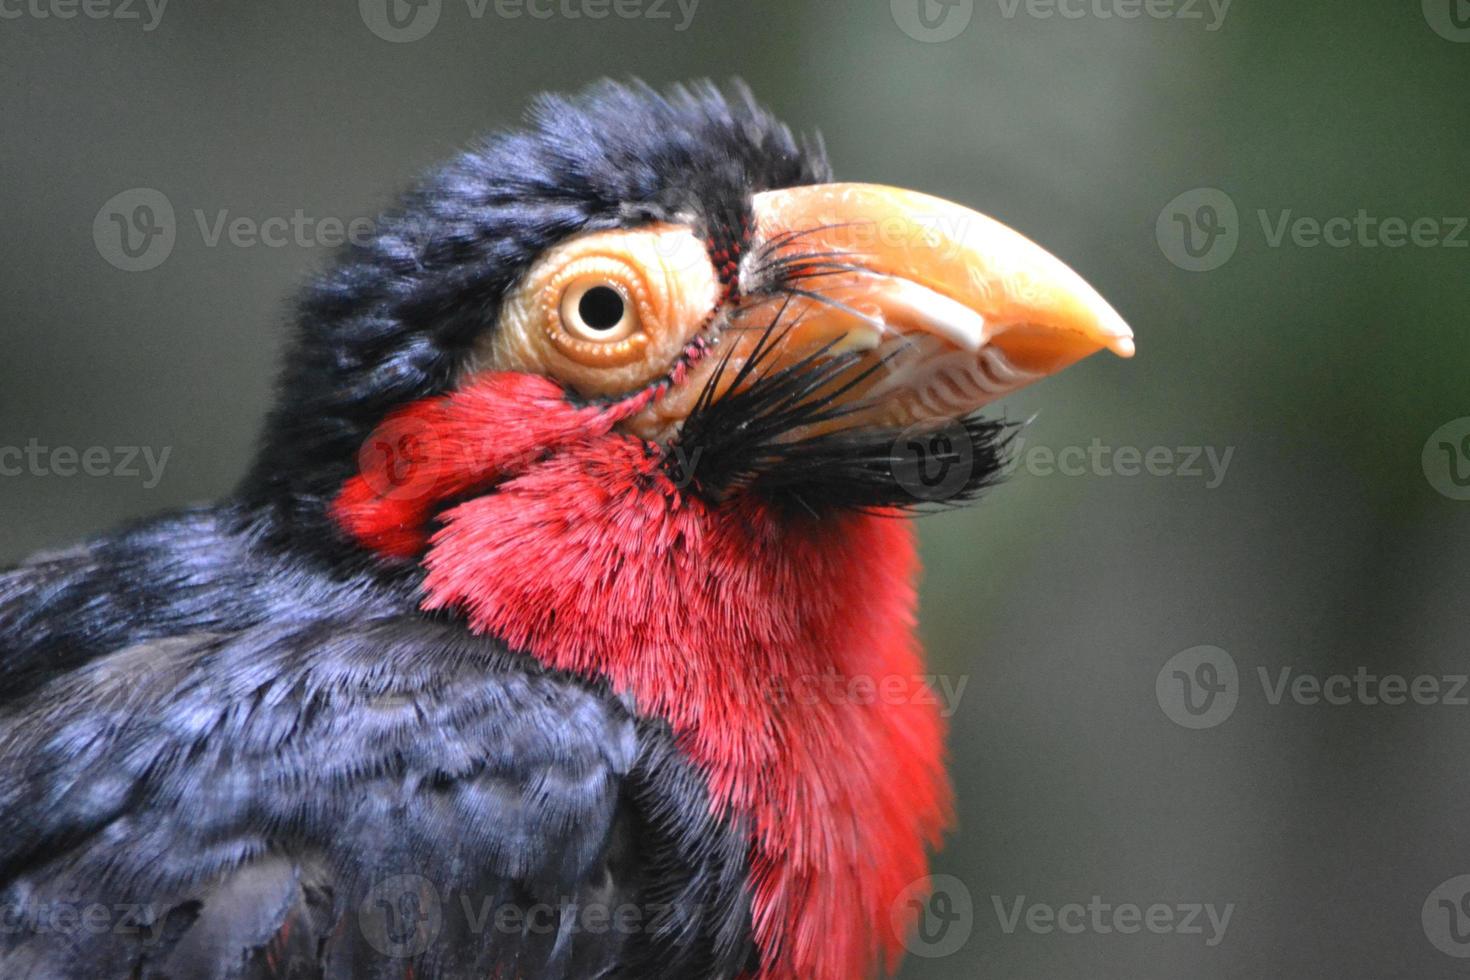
<box><xmin>560</xmin><ymin>277</ymin><xmax>639</xmax><ymax>343</ymax></box>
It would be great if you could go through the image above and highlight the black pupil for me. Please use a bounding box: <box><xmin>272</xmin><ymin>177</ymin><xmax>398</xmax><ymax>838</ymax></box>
<box><xmin>578</xmin><ymin>286</ymin><xmax>625</xmax><ymax>331</ymax></box>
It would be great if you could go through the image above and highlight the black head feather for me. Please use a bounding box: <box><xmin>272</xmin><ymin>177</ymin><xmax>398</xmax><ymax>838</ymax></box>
<box><xmin>241</xmin><ymin>79</ymin><xmax>830</xmax><ymax>521</ymax></box>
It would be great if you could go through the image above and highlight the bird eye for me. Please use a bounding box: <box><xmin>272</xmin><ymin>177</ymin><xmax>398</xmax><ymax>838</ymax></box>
<box><xmin>483</xmin><ymin>225</ymin><xmax>718</xmax><ymax>397</ymax></box>
<box><xmin>560</xmin><ymin>278</ymin><xmax>639</xmax><ymax>343</ymax></box>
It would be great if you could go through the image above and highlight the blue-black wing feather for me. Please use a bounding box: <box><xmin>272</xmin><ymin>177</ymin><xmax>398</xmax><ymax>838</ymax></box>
<box><xmin>0</xmin><ymin>511</ymin><xmax>754</xmax><ymax>979</ymax></box>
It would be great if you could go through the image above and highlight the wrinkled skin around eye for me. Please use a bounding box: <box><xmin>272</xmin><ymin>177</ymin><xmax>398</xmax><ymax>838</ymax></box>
<box><xmin>483</xmin><ymin>224</ymin><xmax>720</xmax><ymax>400</ymax></box>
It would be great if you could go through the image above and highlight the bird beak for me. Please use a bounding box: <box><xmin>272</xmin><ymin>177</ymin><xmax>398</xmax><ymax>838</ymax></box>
<box><xmin>658</xmin><ymin>183</ymin><xmax>1134</xmax><ymax>436</ymax></box>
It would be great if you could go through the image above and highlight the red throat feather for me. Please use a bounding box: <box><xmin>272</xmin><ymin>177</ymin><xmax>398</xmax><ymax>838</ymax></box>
<box><xmin>332</xmin><ymin>373</ymin><xmax>952</xmax><ymax>980</ymax></box>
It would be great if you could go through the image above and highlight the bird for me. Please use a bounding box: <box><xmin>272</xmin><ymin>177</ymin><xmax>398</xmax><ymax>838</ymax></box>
<box><xmin>0</xmin><ymin>80</ymin><xmax>1133</xmax><ymax>979</ymax></box>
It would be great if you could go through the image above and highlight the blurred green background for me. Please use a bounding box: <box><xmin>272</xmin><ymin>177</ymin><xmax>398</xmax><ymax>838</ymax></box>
<box><xmin>3</xmin><ymin>2</ymin><xmax>1469</xmax><ymax>976</ymax></box>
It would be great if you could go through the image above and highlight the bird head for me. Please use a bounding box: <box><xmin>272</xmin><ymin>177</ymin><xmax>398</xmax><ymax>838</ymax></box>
<box><xmin>242</xmin><ymin>80</ymin><xmax>1131</xmax><ymax>559</ymax></box>
<box><xmin>238</xmin><ymin>80</ymin><xmax>1135</xmax><ymax>980</ymax></box>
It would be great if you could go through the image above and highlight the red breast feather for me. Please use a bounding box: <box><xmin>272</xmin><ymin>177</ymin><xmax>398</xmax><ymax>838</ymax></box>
<box><xmin>334</xmin><ymin>373</ymin><xmax>952</xmax><ymax>979</ymax></box>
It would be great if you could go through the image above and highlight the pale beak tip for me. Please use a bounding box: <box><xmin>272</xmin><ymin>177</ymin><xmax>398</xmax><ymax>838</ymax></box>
<box><xmin>1092</xmin><ymin>300</ymin><xmax>1135</xmax><ymax>358</ymax></box>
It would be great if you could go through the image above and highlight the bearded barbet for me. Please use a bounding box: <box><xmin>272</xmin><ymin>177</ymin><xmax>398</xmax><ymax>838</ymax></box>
<box><xmin>0</xmin><ymin>80</ymin><xmax>1132</xmax><ymax>980</ymax></box>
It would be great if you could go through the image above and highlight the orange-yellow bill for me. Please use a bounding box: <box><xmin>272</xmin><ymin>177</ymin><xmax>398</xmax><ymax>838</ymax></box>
<box><xmin>659</xmin><ymin>182</ymin><xmax>1134</xmax><ymax>435</ymax></box>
